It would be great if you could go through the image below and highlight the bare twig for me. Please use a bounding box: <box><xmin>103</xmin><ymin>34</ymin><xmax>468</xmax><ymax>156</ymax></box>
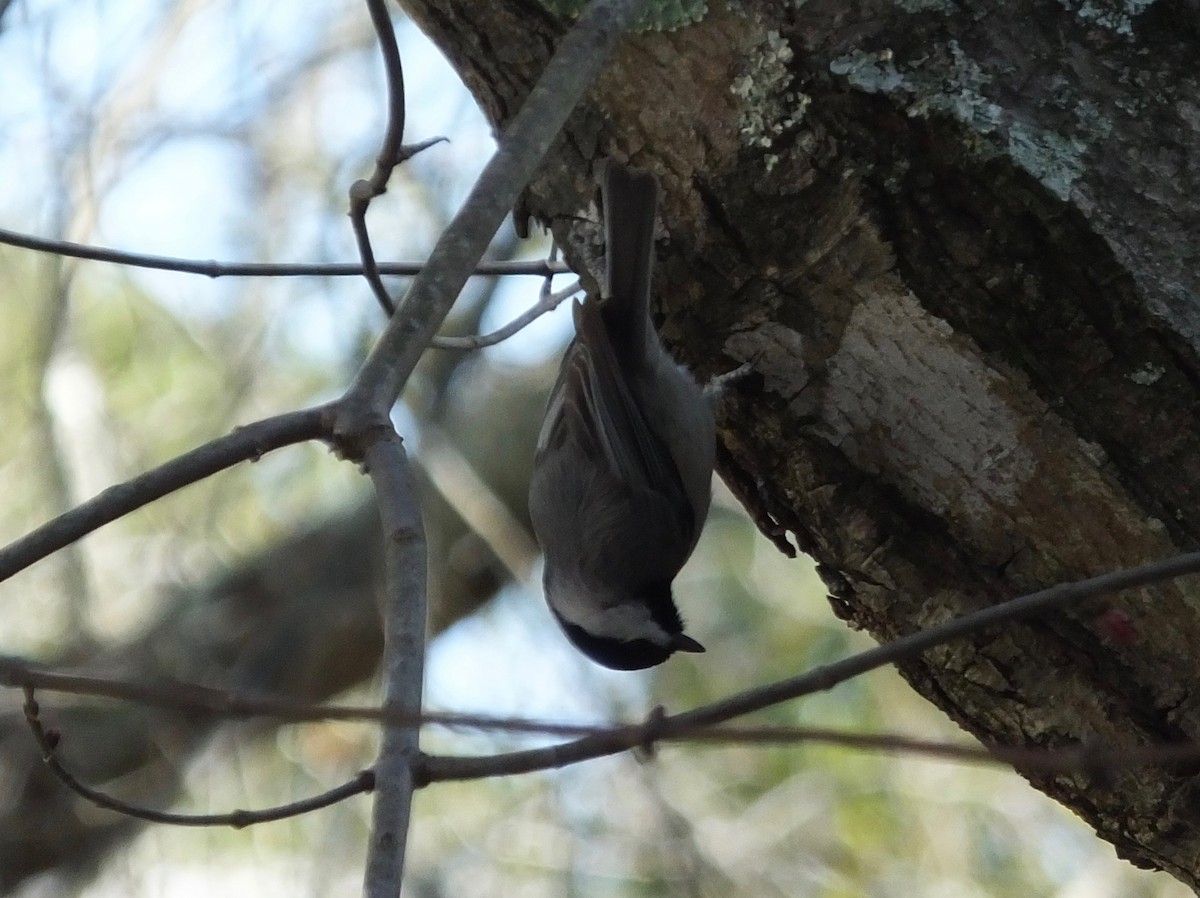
<box><xmin>346</xmin><ymin>5</ymin><xmax>435</xmax><ymax>883</ymax></box>
<box><xmin>9</xmin><ymin>550</ymin><xmax>1200</xmax><ymax>784</ymax></box>
<box><xmin>22</xmin><ymin>666</ymin><xmax>1200</xmax><ymax>835</ymax></box>
<box><xmin>417</xmin><ymin>721</ymin><xmax>1200</xmax><ymax>778</ymax></box>
<box><xmin>364</xmin><ymin>0</ymin><xmax>407</xmax><ymax>181</ymax></box>
<box><xmin>350</xmin><ymin>180</ymin><xmax>399</xmax><ymax>316</ymax></box>
<box><xmin>338</xmin><ymin>0</ymin><xmax>651</xmax><ymax>421</ymax></box>
<box><xmin>0</xmin><ymin>227</ymin><xmax>568</xmax><ymax>279</ymax></box>
<box><xmin>674</xmin><ymin>554</ymin><xmax>1200</xmax><ymax>730</ymax></box>
<box><xmin>417</xmin><ymin>550</ymin><xmax>1200</xmax><ymax>782</ymax></box>
<box><xmin>429</xmin><ymin>278</ymin><xmax>581</xmax><ymax>350</ymax></box>
<box><xmin>349</xmin><ymin>0</ymin><xmax>449</xmax><ymax>316</ymax></box>
<box><xmin>0</xmin><ymin>406</ymin><xmax>331</xmax><ymax>584</ymax></box>
<box><xmin>670</xmin><ymin>725</ymin><xmax>1200</xmax><ymax>772</ymax></box>
<box><xmin>0</xmin><ymin>656</ymin><xmax>606</xmax><ymax>735</ymax></box>
<box><xmin>23</xmin><ymin>687</ymin><xmax>373</xmax><ymax>827</ymax></box>
<box><xmin>359</xmin><ymin>426</ymin><xmax>428</xmax><ymax>898</ymax></box>
<box><xmin>11</xmin><ymin>657</ymin><xmax>1200</xmax><ymax>777</ymax></box>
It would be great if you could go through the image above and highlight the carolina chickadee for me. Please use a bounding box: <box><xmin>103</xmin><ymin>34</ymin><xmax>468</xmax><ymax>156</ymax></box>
<box><xmin>528</xmin><ymin>160</ymin><xmax>715</xmax><ymax>670</ymax></box>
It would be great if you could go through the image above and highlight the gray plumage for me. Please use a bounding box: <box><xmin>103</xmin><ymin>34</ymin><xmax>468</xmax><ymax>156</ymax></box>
<box><xmin>528</xmin><ymin>161</ymin><xmax>715</xmax><ymax>670</ymax></box>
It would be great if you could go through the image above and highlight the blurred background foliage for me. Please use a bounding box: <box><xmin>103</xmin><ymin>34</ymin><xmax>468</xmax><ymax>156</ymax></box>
<box><xmin>0</xmin><ymin>0</ymin><xmax>1188</xmax><ymax>895</ymax></box>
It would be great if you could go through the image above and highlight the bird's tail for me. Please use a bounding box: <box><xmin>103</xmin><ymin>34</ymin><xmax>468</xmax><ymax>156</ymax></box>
<box><xmin>599</xmin><ymin>159</ymin><xmax>659</xmax><ymax>364</ymax></box>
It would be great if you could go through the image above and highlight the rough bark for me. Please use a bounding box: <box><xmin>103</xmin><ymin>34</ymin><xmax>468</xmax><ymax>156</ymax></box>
<box><xmin>395</xmin><ymin>0</ymin><xmax>1200</xmax><ymax>885</ymax></box>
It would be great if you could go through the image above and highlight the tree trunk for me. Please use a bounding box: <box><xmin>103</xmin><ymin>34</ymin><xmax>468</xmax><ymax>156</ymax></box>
<box><xmin>397</xmin><ymin>0</ymin><xmax>1200</xmax><ymax>885</ymax></box>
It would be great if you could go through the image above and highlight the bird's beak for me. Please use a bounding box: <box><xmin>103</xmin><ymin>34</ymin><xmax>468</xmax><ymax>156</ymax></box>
<box><xmin>673</xmin><ymin>634</ymin><xmax>706</xmax><ymax>653</ymax></box>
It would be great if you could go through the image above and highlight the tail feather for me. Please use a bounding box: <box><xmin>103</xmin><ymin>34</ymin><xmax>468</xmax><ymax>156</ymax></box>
<box><xmin>599</xmin><ymin>160</ymin><xmax>658</xmax><ymax>363</ymax></box>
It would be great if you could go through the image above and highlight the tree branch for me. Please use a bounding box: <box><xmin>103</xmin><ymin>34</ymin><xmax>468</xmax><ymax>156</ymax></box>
<box><xmin>360</xmin><ymin>425</ymin><xmax>428</xmax><ymax>898</ymax></box>
<box><xmin>430</xmin><ymin>277</ymin><xmax>580</xmax><ymax>351</ymax></box>
<box><xmin>11</xmin><ymin>547</ymin><xmax>1198</xmax><ymax>785</ymax></box>
<box><xmin>349</xmin><ymin>0</ymin><xmax>411</xmax><ymax>317</ymax></box>
<box><xmin>340</xmin><ymin>0</ymin><xmax>650</xmax><ymax>419</ymax></box>
<box><xmin>23</xmin><ymin>687</ymin><xmax>374</xmax><ymax>827</ymax></box>
<box><xmin>0</xmin><ymin>227</ymin><xmax>568</xmax><ymax>279</ymax></box>
<box><xmin>417</xmin><ymin>550</ymin><xmax>1200</xmax><ymax>781</ymax></box>
<box><xmin>0</xmin><ymin>406</ymin><xmax>331</xmax><ymax>585</ymax></box>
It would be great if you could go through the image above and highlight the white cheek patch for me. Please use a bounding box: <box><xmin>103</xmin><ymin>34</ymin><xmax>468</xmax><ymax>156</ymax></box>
<box><xmin>549</xmin><ymin>582</ymin><xmax>672</xmax><ymax>646</ymax></box>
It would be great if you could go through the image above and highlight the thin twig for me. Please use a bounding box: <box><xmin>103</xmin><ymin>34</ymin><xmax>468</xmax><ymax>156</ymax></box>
<box><xmin>0</xmin><ymin>406</ymin><xmax>331</xmax><ymax>584</ymax></box>
<box><xmin>417</xmin><ymin>722</ymin><xmax>1200</xmax><ymax>777</ymax></box>
<box><xmin>360</xmin><ymin>425</ymin><xmax>428</xmax><ymax>898</ymax></box>
<box><xmin>9</xmin><ymin>550</ymin><xmax>1200</xmax><ymax>780</ymax></box>
<box><xmin>349</xmin><ymin>132</ymin><xmax>473</xmax><ymax>318</ymax></box>
<box><xmin>430</xmin><ymin>278</ymin><xmax>581</xmax><ymax>350</ymax></box>
<box><xmin>338</xmin><ymin>0</ymin><xmax>651</xmax><ymax>421</ymax></box>
<box><xmin>0</xmin><ymin>656</ymin><xmax>608</xmax><ymax>734</ymax></box>
<box><xmin>349</xmin><ymin>0</ymin><xmax>448</xmax><ymax>316</ymax></box>
<box><xmin>349</xmin><ymin>180</ymin><xmax>399</xmax><ymax>316</ymax></box>
<box><xmin>417</xmin><ymin>550</ymin><xmax>1200</xmax><ymax>782</ymax></box>
<box><xmin>669</xmin><ymin>725</ymin><xmax>1200</xmax><ymax>772</ymax></box>
<box><xmin>364</xmin><ymin>0</ymin><xmax>407</xmax><ymax>181</ymax></box>
<box><xmin>12</xmin><ymin>659</ymin><xmax>1200</xmax><ymax>779</ymax></box>
<box><xmin>0</xmin><ymin>227</ymin><xmax>569</xmax><ymax>278</ymax></box>
<box><xmin>349</xmin><ymin>10</ymin><xmax>436</xmax><ymax>884</ymax></box>
<box><xmin>24</xmin><ymin>667</ymin><xmax>1200</xmax><ymax>829</ymax></box>
<box><xmin>22</xmin><ymin>687</ymin><xmax>373</xmax><ymax>827</ymax></box>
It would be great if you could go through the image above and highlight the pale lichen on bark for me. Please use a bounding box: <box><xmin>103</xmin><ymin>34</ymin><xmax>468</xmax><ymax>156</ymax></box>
<box><xmin>1059</xmin><ymin>0</ymin><xmax>1159</xmax><ymax>36</ymax></box>
<box><xmin>829</xmin><ymin>34</ymin><xmax>1100</xmax><ymax>200</ymax></box>
<box><xmin>730</xmin><ymin>29</ymin><xmax>807</xmax><ymax>170</ymax></box>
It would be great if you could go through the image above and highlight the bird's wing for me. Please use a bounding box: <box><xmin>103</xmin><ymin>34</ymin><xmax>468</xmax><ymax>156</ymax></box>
<box><xmin>546</xmin><ymin>298</ymin><xmax>693</xmax><ymax>537</ymax></box>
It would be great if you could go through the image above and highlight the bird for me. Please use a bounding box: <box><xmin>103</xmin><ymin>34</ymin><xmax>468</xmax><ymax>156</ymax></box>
<box><xmin>528</xmin><ymin>159</ymin><xmax>716</xmax><ymax>670</ymax></box>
